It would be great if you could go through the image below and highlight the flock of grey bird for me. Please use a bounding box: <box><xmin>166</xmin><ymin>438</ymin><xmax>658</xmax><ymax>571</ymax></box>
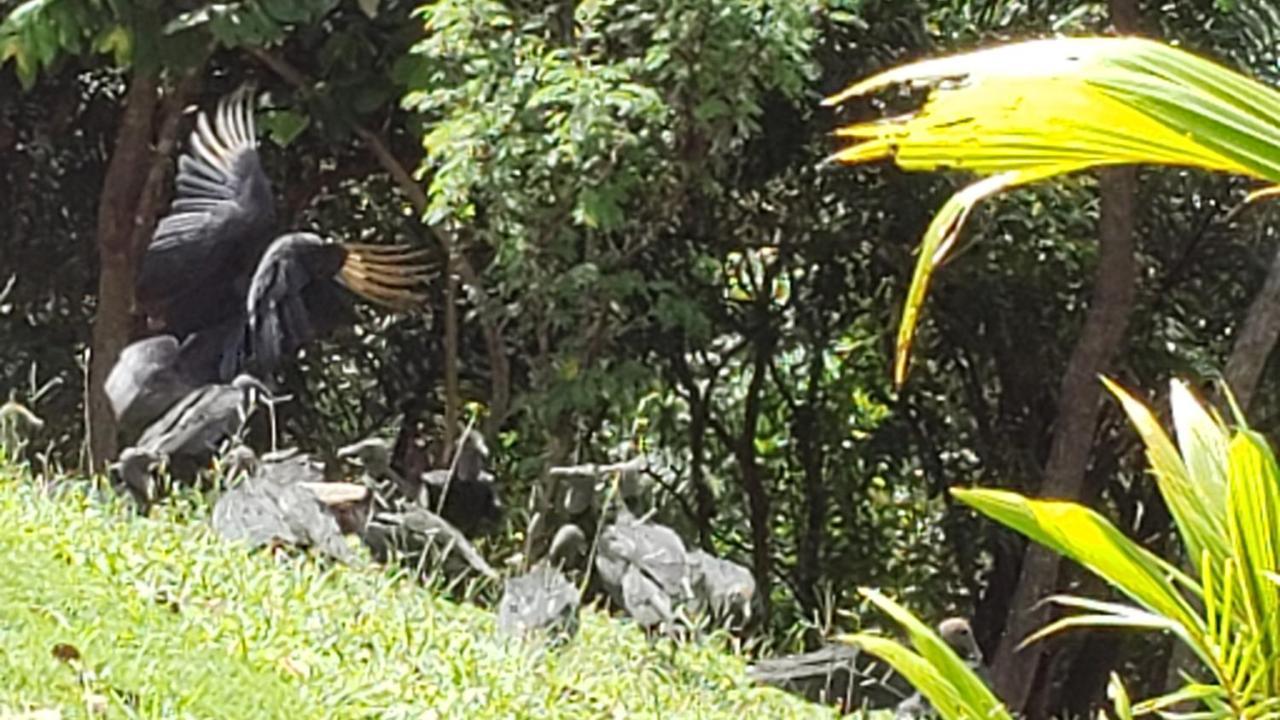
<box><xmin>87</xmin><ymin>87</ymin><xmax>987</xmax><ymax>717</ymax></box>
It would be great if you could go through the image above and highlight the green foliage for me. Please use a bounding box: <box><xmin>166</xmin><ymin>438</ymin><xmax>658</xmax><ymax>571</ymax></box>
<box><xmin>164</xmin><ymin>0</ymin><xmax>340</xmax><ymax>43</ymax></box>
<box><xmin>6</xmin><ymin>1</ymin><xmax>1280</xmax><ymax>711</ymax></box>
<box><xmin>956</xmin><ymin>379</ymin><xmax>1280</xmax><ymax>716</ymax></box>
<box><xmin>0</xmin><ymin>0</ymin><xmax>346</xmax><ymax>87</ymax></box>
<box><xmin>0</xmin><ymin>0</ymin><xmax>120</xmax><ymax>87</ymax></box>
<box><xmin>0</xmin><ymin>462</ymin><xmax>826</xmax><ymax>718</ymax></box>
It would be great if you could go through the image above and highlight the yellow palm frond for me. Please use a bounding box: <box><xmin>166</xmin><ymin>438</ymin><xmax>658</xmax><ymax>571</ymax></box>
<box><xmin>826</xmin><ymin>37</ymin><xmax>1280</xmax><ymax>385</ymax></box>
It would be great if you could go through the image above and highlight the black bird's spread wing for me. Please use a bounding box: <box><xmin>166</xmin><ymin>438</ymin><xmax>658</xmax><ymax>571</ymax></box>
<box><xmin>243</xmin><ymin>234</ymin><xmax>431</xmax><ymax>375</ymax></box>
<box><xmin>137</xmin><ymin>88</ymin><xmax>277</xmax><ymax>334</ymax></box>
<box><xmin>105</xmin><ymin>323</ymin><xmax>250</xmax><ymax>432</ymax></box>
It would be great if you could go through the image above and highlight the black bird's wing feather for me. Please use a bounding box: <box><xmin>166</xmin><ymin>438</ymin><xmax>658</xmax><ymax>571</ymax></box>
<box><xmin>243</xmin><ymin>235</ymin><xmax>432</xmax><ymax>376</ymax></box>
<box><xmin>243</xmin><ymin>234</ymin><xmax>345</xmax><ymax>376</ymax></box>
<box><xmin>137</xmin><ymin>88</ymin><xmax>277</xmax><ymax>334</ymax></box>
<box><xmin>136</xmin><ymin>383</ymin><xmax>245</xmax><ymax>459</ymax></box>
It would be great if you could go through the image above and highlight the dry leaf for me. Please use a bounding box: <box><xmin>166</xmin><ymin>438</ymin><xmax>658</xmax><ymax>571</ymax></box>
<box><xmin>50</xmin><ymin>643</ymin><xmax>80</xmax><ymax>663</ymax></box>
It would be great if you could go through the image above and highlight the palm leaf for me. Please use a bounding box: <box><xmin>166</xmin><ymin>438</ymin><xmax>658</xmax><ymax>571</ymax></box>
<box><xmin>1105</xmin><ymin>377</ymin><xmax>1231</xmax><ymax>569</ymax></box>
<box><xmin>951</xmin><ymin>487</ymin><xmax>1203</xmax><ymax>636</ymax></box>
<box><xmin>825</xmin><ymin>37</ymin><xmax>1280</xmax><ymax>384</ymax></box>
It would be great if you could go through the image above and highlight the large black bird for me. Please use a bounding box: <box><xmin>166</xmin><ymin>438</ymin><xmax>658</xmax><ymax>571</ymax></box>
<box><xmin>108</xmin><ymin>88</ymin><xmax>430</xmax><ymax>434</ymax></box>
<box><xmin>136</xmin><ymin>87</ymin><xmax>428</xmax><ymax>353</ymax></box>
<box><xmin>111</xmin><ymin>374</ymin><xmax>266</xmax><ymax>510</ymax></box>
<box><xmin>340</xmin><ymin>432</ymin><xmax>504</xmax><ymax>538</ymax></box>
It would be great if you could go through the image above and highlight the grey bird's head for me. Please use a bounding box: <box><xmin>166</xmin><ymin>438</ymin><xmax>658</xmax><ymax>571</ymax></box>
<box><xmin>337</xmin><ymin>437</ymin><xmax>395</xmax><ymax>476</ymax></box>
<box><xmin>110</xmin><ymin>446</ymin><xmax>167</xmax><ymax>509</ymax></box>
<box><xmin>230</xmin><ymin>373</ymin><xmax>270</xmax><ymax>394</ymax></box>
<box><xmin>455</xmin><ymin>431</ymin><xmax>490</xmax><ymax>483</ymax></box>
<box><xmin>937</xmin><ymin>617</ymin><xmax>983</xmax><ymax>665</ymax></box>
<box><xmin>221</xmin><ymin>444</ymin><xmax>259</xmax><ymax>484</ymax></box>
<box><xmin>547</xmin><ymin>524</ymin><xmax>587</xmax><ymax>567</ymax></box>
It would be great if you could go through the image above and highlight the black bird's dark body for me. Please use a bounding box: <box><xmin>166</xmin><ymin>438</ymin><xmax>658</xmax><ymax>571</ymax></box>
<box><xmin>134</xmin><ymin>375</ymin><xmax>262</xmax><ymax>466</ymax></box>
<box><xmin>136</xmin><ymin>95</ymin><xmax>277</xmax><ymax>337</ymax></box>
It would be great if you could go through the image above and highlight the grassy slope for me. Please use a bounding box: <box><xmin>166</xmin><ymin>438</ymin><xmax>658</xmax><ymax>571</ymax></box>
<box><xmin>0</xmin><ymin>464</ymin><xmax>830</xmax><ymax>719</ymax></box>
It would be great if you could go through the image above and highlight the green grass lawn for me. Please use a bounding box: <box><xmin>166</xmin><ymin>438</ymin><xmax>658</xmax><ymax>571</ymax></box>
<box><xmin>0</xmin><ymin>462</ymin><xmax>831</xmax><ymax>719</ymax></box>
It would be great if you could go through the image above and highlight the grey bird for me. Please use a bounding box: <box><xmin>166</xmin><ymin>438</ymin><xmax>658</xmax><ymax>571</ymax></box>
<box><xmin>498</xmin><ymin>524</ymin><xmax>587</xmax><ymax>640</ymax></box>
<box><xmin>211</xmin><ymin>445</ymin><xmax>358</xmax><ymax>563</ymax></box>
<box><xmin>337</xmin><ymin>436</ymin><xmax>418</xmax><ymax>503</ymax></box>
<box><xmin>132</xmin><ymin>87</ymin><xmax>429</xmax><ymax>378</ymax></box>
<box><xmin>893</xmin><ymin>617</ymin><xmax>988</xmax><ymax>719</ymax></box>
<box><xmin>689</xmin><ymin>549</ymin><xmax>757</xmax><ymax>629</ymax></box>
<box><xmin>594</xmin><ymin>508</ymin><xmax>700</xmax><ymax>633</ymax></box>
<box><xmin>108</xmin><ymin>446</ymin><xmax>167</xmax><ymax>511</ymax></box>
<box><xmin>748</xmin><ymin>644</ymin><xmax>909</xmax><ymax>713</ymax></box>
<box><xmin>362</xmin><ymin>505</ymin><xmax>498</xmax><ymax>582</ymax></box>
<box><xmin>115</xmin><ymin>373</ymin><xmax>268</xmax><ymax>509</ymax></box>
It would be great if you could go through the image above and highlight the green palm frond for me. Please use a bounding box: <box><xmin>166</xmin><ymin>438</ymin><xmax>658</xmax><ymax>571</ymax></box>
<box><xmin>952</xmin><ymin>379</ymin><xmax>1280</xmax><ymax>716</ymax></box>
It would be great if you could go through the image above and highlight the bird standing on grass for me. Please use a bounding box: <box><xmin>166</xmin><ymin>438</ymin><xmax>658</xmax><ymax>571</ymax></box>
<box><xmin>211</xmin><ymin>445</ymin><xmax>361</xmax><ymax>563</ymax></box>
<box><xmin>594</xmin><ymin>508</ymin><xmax>700</xmax><ymax>635</ymax></box>
<box><xmin>498</xmin><ymin>524</ymin><xmax>587</xmax><ymax>641</ymax></box>
<box><xmin>111</xmin><ymin>374</ymin><xmax>267</xmax><ymax>510</ymax></box>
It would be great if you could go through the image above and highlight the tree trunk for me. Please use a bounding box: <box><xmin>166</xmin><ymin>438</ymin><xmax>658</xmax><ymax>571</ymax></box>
<box><xmin>1222</xmin><ymin>241</ymin><xmax>1280</xmax><ymax>411</ymax></box>
<box><xmin>990</xmin><ymin>165</ymin><xmax>1138</xmax><ymax>710</ymax></box>
<box><xmin>442</xmin><ymin>251</ymin><xmax>460</xmax><ymax>461</ymax></box>
<box><xmin>86</xmin><ymin>71</ymin><xmax>159</xmax><ymax>471</ymax></box>
<box><xmin>739</xmin><ymin>332</ymin><xmax>776</xmax><ymax>625</ymax></box>
<box><xmin>85</xmin><ymin>62</ymin><xmax>205</xmax><ymax>472</ymax></box>
<box><xmin>794</xmin><ymin>347</ymin><xmax>827</xmax><ymax>614</ymax></box>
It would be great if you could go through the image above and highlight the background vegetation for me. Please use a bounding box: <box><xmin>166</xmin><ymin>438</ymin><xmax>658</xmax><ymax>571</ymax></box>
<box><xmin>3</xmin><ymin>0</ymin><xmax>1280</xmax><ymax>715</ymax></box>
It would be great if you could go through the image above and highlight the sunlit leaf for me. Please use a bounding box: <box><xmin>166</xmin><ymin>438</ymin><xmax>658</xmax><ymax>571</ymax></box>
<box><xmin>827</xmin><ymin>37</ymin><xmax>1280</xmax><ymax>384</ymax></box>
<box><xmin>952</xmin><ymin>487</ymin><xmax>1202</xmax><ymax>635</ymax></box>
<box><xmin>842</xmin><ymin>588</ymin><xmax>1011</xmax><ymax>720</ymax></box>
